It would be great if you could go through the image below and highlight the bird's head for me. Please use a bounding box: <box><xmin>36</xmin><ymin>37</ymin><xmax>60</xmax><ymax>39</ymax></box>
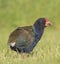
<box><xmin>34</xmin><ymin>18</ymin><xmax>51</xmax><ymax>28</ymax></box>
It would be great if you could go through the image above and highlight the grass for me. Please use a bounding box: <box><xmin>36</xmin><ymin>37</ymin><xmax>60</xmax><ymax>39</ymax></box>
<box><xmin>0</xmin><ymin>0</ymin><xmax>60</xmax><ymax>64</ymax></box>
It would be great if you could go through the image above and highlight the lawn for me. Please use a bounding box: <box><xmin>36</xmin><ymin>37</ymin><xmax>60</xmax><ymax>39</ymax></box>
<box><xmin>0</xmin><ymin>0</ymin><xmax>60</xmax><ymax>64</ymax></box>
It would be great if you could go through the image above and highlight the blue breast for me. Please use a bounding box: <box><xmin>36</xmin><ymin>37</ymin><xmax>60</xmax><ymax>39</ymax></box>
<box><xmin>24</xmin><ymin>26</ymin><xmax>44</xmax><ymax>53</ymax></box>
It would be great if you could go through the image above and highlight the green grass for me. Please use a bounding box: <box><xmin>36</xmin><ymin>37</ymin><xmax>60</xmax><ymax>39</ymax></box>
<box><xmin>0</xmin><ymin>0</ymin><xmax>60</xmax><ymax>64</ymax></box>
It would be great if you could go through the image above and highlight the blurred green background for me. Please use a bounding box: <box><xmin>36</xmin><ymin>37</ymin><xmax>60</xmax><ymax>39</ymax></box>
<box><xmin>0</xmin><ymin>0</ymin><xmax>60</xmax><ymax>64</ymax></box>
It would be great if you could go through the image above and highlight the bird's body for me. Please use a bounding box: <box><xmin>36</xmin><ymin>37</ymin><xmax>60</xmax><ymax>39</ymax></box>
<box><xmin>8</xmin><ymin>26</ymin><xmax>34</xmax><ymax>52</ymax></box>
<box><xmin>8</xmin><ymin>18</ymin><xmax>51</xmax><ymax>53</ymax></box>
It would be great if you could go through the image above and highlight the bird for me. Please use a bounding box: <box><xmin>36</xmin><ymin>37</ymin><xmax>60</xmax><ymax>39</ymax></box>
<box><xmin>7</xmin><ymin>18</ymin><xmax>51</xmax><ymax>53</ymax></box>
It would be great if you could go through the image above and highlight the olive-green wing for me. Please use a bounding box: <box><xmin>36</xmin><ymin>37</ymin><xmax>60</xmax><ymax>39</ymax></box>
<box><xmin>8</xmin><ymin>26</ymin><xmax>34</xmax><ymax>48</ymax></box>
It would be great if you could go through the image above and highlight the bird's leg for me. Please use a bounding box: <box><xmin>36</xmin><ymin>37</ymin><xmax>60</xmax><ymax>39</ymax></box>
<box><xmin>22</xmin><ymin>52</ymin><xmax>29</xmax><ymax>58</ymax></box>
<box><xmin>16</xmin><ymin>48</ymin><xmax>19</xmax><ymax>54</ymax></box>
<box><xmin>15</xmin><ymin>48</ymin><xmax>20</xmax><ymax>57</ymax></box>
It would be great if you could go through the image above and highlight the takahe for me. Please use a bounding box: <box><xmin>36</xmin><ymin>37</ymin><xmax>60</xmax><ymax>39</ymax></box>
<box><xmin>7</xmin><ymin>18</ymin><xmax>51</xmax><ymax>53</ymax></box>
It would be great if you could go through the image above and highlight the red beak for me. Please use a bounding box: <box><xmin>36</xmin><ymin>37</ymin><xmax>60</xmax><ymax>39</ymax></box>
<box><xmin>45</xmin><ymin>19</ymin><xmax>51</xmax><ymax>27</ymax></box>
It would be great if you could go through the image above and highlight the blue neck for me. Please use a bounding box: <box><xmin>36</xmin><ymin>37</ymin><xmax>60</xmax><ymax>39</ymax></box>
<box><xmin>33</xmin><ymin>24</ymin><xmax>44</xmax><ymax>44</ymax></box>
<box><xmin>25</xmin><ymin>25</ymin><xmax>44</xmax><ymax>53</ymax></box>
